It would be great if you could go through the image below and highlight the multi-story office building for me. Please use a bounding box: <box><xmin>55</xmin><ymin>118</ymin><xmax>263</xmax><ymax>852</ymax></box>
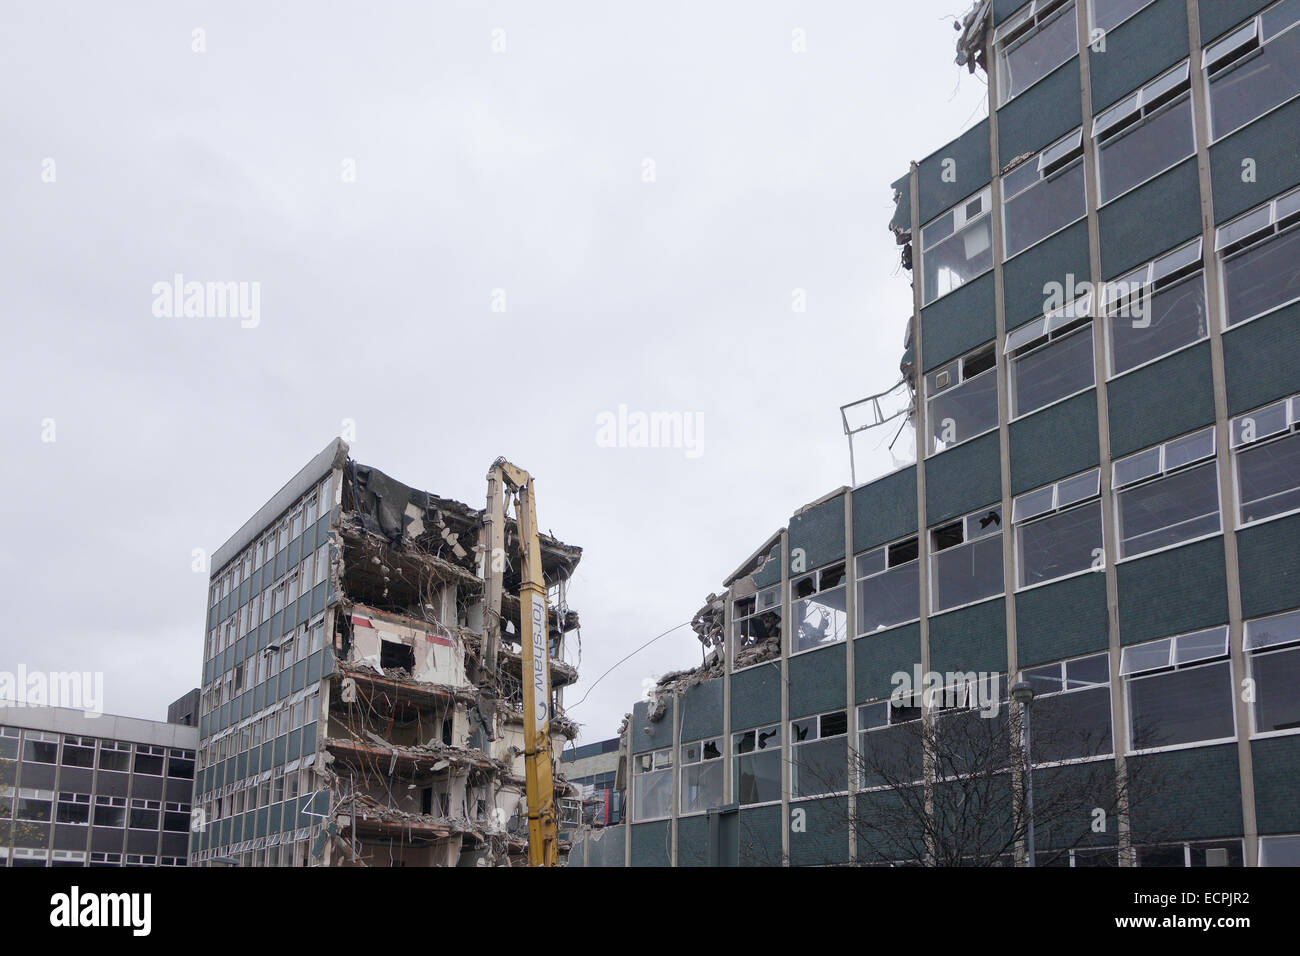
<box><xmin>193</xmin><ymin>440</ymin><xmax>586</xmax><ymax>866</ymax></box>
<box><xmin>577</xmin><ymin>0</ymin><xmax>1300</xmax><ymax>867</ymax></box>
<box><xmin>0</xmin><ymin>701</ymin><xmax>198</xmax><ymax>868</ymax></box>
<box><xmin>560</xmin><ymin>737</ymin><xmax>624</xmax><ymax>829</ymax></box>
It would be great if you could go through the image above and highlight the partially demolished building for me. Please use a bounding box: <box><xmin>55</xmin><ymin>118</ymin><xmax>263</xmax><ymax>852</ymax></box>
<box><xmin>572</xmin><ymin>0</ymin><xmax>1300</xmax><ymax>868</ymax></box>
<box><xmin>192</xmin><ymin>440</ymin><xmax>584</xmax><ymax>866</ymax></box>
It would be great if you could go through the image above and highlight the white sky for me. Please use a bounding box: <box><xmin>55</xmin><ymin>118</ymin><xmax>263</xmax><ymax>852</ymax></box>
<box><xmin>0</xmin><ymin>1</ymin><xmax>987</xmax><ymax>743</ymax></box>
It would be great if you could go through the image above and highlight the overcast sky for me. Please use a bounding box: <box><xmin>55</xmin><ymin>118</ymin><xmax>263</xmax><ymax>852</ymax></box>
<box><xmin>1</xmin><ymin>1</ymin><xmax>987</xmax><ymax>745</ymax></box>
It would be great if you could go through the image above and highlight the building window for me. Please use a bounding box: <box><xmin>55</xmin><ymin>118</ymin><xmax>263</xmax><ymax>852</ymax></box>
<box><xmin>1007</xmin><ymin>295</ymin><xmax>1095</xmax><ymax>418</ymax></box>
<box><xmin>1121</xmin><ymin>627</ymin><xmax>1234</xmax><ymax>751</ymax></box>
<box><xmin>1014</xmin><ymin>469</ymin><xmax>1103</xmax><ymax>588</ymax></box>
<box><xmin>925</xmin><ymin>342</ymin><xmax>998</xmax><ymax>454</ymax></box>
<box><xmin>1232</xmin><ymin>394</ymin><xmax>1300</xmax><ymax>525</ymax></box>
<box><xmin>0</xmin><ymin>725</ymin><xmax>17</xmax><ymax>760</ymax></box>
<box><xmin>22</xmin><ymin>731</ymin><xmax>58</xmax><ymax>764</ymax></box>
<box><xmin>920</xmin><ymin>187</ymin><xmax>993</xmax><ymax>305</ymax></box>
<box><xmin>856</xmin><ymin>697</ymin><xmax>924</xmax><ymax>788</ymax></box>
<box><xmin>791</xmin><ymin>710</ymin><xmax>848</xmax><ymax>797</ymax></box>
<box><xmin>16</xmin><ymin>788</ymin><xmax>53</xmax><ymax>822</ymax></box>
<box><xmin>129</xmin><ymin>799</ymin><xmax>161</xmax><ymax>830</ymax></box>
<box><xmin>995</xmin><ymin>0</ymin><xmax>1079</xmax><ymax>106</ymax></box>
<box><xmin>734</xmin><ymin>725</ymin><xmax>782</xmax><ymax>805</ymax></box>
<box><xmin>1203</xmin><ymin>0</ymin><xmax>1300</xmax><ymax>142</ymax></box>
<box><xmin>1135</xmin><ymin>839</ymin><xmax>1244</xmax><ymax>867</ymax></box>
<box><xmin>1021</xmin><ymin>652</ymin><xmax>1113</xmax><ymax>761</ymax></box>
<box><xmin>1094</xmin><ymin>62</ymin><xmax>1194</xmax><ymax>204</ymax></box>
<box><xmin>98</xmin><ymin>740</ymin><xmax>131</xmax><ymax>774</ymax></box>
<box><xmin>1260</xmin><ymin>834</ymin><xmax>1300</xmax><ymax>866</ymax></box>
<box><xmin>1105</xmin><ymin>238</ymin><xmax>1207</xmax><ymax>377</ymax></box>
<box><xmin>930</xmin><ymin>505</ymin><xmax>1005</xmax><ymax>613</ymax></box>
<box><xmin>732</xmin><ymin>587</ymin><xmax>782</xmax><ymax>660</ymax></box>
<box><xmin>679</xmin><ymin>738</ymin><xmax>723</xmax><ymax>814</ymax></box>
<box><xmin>56</xmin><ymin>792</ymin><xmax>90</xmax><ymax>825</ymax></box>
<box><xmin>632</xmin><ymin>748</ymin><xmax>672</xmax><ymax>821</ymax></box>
<box><xmin>790</xmin><ymin>562</ymin><xmax>848</xmax><ymax>653</ymax></box>
<box><xmin>61</xmin><ymin>735</ymin><xmax>96</xmax><ymax>768</ymax></box>
<box><xmin>1216</xmin><ymin>186</ymin><xmax>1300</xmax><ymax>328</ymax></box>
<box><xmin>93</xmin><ymin>794</ymin><xmax>127</xmax><ymax>828</ymax></box>
<box><xmin>1245</xmin><ymin>608</ymin><xmax>1300</xmax><ymax>735</ymax></box>
<box><xmin>855</xmin><ymin>536</ymin><xmax>920</xmax><ymax>634</ymax></box>
<box><xmin>1003</xmin><ymin>129</ymin><xmax>1087</xmax><ymax>258</ymax></box>
<box><xmin>1113</xmin><ymin>428</ymin><xmax>1220</xmax><ymax>559</ymax></box>
<box><xmin>1088</xmin><ymin>0</ymin><xmax>1156</xmax><ymax>34</ymax></box>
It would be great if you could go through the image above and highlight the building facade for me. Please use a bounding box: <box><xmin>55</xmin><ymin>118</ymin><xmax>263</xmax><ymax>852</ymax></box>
<box><xmin>561</xmin><ymin>737</ymin><xmax>624</xmax><ymax>830</ymax></box>
<box><xmin>193</xmin><ymin>440</ymin><xmax>586</xmax><ymax>866</ymax></box>
<box><xmin>578</xmin><ymin>0</ymin><xmax>1300</xmax><ymax>867</ymax></box>
<box><xmin>0</xmin><ymin>703</ymin><xmax>197</xmax><ymax>868</ymax></box>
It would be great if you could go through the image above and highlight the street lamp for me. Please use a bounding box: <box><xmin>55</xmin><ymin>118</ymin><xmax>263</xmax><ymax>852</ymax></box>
<box><xmin>1011</xmin><ymin>680</ymin><xmax>1036</xmax><ymax>867</ymax></box>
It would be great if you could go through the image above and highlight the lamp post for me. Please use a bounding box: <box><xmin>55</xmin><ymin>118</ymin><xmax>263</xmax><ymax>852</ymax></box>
<box><xmin>1011</xmin><ymin>680</ymin><xmax>1036</xmax><ymax>867</ymax></box>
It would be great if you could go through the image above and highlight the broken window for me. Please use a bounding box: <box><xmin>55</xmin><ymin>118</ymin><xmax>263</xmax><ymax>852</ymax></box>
<box><xmin>380</xmin><ymin>638</ymin><xmax>415</xmax><ymax>671</ymax></box>
<box><xmin>1121</xmin><ymin>627</ymin><xmax>1234</xmax><ymax>750</ymax></box>
<box><xmin>732</xmin><ymin>585</ymin><xmax>782</xmax><ymax>659</ymax></box>
<box><xmin>855</xmin><ymin>536</ymin><xmax>921</xmax><ymax>634</ymax></box>
<box><xmin>679</xmin><ymin>737</ymin><xmax>723</xmax><ymax>814</ymax></box>
<box><xmin>925</xmin><ymin>342</ymin><xmax>999</xmax><ymax>454</ymax></box>
<box><xmin>930</xmin><ymin>505</ymin><xmax>1005</xmax><ymax>613</ymax></box>
<box><xmin>1245</xmin><ymin>608</ymin><xmax>1300</xmax><ymax>735</ymax></box>
<box><xmin>1013</xmin><ymin>468</ymin><xmax>1103</xmax><ymax>588</ymax></box>
<box><xmin>995</xmin><ymin>0</ymin><xmax>1079</xmax><ymax>106</ymax></box>
<box><xmin>733</xmin><ymin>725</ymin><xmax>782</xmax><ymax>805</ymax></box>
<box><xmin>1088</xmin><ymin>0</ymin><xmax>1156</xmax><ymax>33</ymax></box>
<box><xmin>791</xmin><ymin>562</ymin><xmax>848</xmax><ymax>653</ymax></box>
<box><xmin>1216</xmin><ymin>185</ymin><xmax>1300</xmax><ymax>328</ymax></box>
<box><xmin>1113</xmin><ymin>428</ymin><xmax>1220</xmax><ymax>559</ymax></box>
<box><xmin>920</xmin><ymin>186</ymin><xmax>994</xmax><ymax>305</ymax></box>
<box><xmin>1002</xmin><ymin>129</ymin><xmax>1086</xmax><ymax>258</ymax></box>
<box><xmin>791</xmin><ymin>710</ymin><xmax>848</xmax><ymax>797</ymax></box>
<box><xmin>632</xmin><ymin>748</ymin><xmax>673</xmax><ymax>821</ymax></box>
<box><xmin>1007</xmin><ymin>295</ymin><xmax>1095</xmax><ymax>418</ymax></box>
<box><xmin>1233</xmin><ymin>395</ymin><xmax>1300</xmax><ymax>525</ymax></box>
<box><xmin>56</xmin><ymin>792</ymin><xmax>90</xmax><ymax>825</ymax></box>
<box><xmin>1094</xmin><ymin>62</ymin><xmax>1194</xmax><ymax>204</ymax></box>
<box><xmin>1204</xmin><ymin>0</ymin><xmax>1300</xmax><ymax>141</ymax></box>
<box><xmin>857</xmin><ymin>698</ymin><xmax>924</xmax><ymax>789</ymax></box>
<box><xmin>1021</xmin><ymin>652</ymin><xmax>1113</xmax><ymax>761</ymax></box>
<box><xmin>1106</xmin><ymin>238</ymin><xmax>1207</xmax><ymax>377</ymax></box>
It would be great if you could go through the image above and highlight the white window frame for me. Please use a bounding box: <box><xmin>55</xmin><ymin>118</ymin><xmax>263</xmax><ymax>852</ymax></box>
<box><xmin>1006</xmin><ymin>293</ymin><xmax>1095</xmax><ymax>420</ymax></box>
<box><xmin>1013</xmin><ymin>468</ymin><xmax>1104</xmax><ymax>590</ymax></box>
<box><xmin>1214</xmin><ymin>185</ymin><xmax>1300</xmax><ymax>330</ymax></box>
<box><xmin>1260</xmin><ymin>833</ymin><xmax>1300</xmax><ymax>866</ymax></box>
<box><xmin>1093</xmin><ymin>61</ymin><xmax>1195</xmax><ymax>206</ymax></box>
<box><xmin>995</xmin><ymin>0</ymin><xmax>1079</xmax><ymax>107</ymax></box>
<box><xmin>790</xmin><ymin>710</ymin><xmax>850</xmax><ymax>799</ymax></box>
<box><xmin>1120</xmin><ymin>627</ymin><xmax>1235</xmax><ymax>754</ymax></box>
<box><xmin>919</xmin><ymin>186</ymin><xmax>994</xmax><ymax>306</ymax></box>
<box><xmin>1231</xmin><ymin>393</ymin><xmax>1300</xmax><ymax>528</ymax></box>
<box><xmin>1111</xmin><ymin>427</ymin><xmax>1222</xmax><ymax>561</ymax></box>
<box><xmin>1244</xmin><ymin>608</ymin><xmax>1300</xmax><ymax>739</ymax></box>
<box><xmin>679</xmin><ymin>737</ymin><xmax>723</xmax><ymax>815</ymax></box>
<box><xmin>1103</xmin><ymin>237</ymin><xmax>1208</xmax><ymax>380</ymax></box>
<box><xmin>789</xmin><ymin>562</ymin><xmax>848</xmax><ymax>655</ymax></box>
<box><xmin>1019</xmin><ymin>651</ymin><xmax>1114</xmax><ymax>765</ymax></box>
<box><xmin>732</xmin><ymin>584</ymin><xmax>782</xmax><ymax>669</ymax></box>
<box><xmin>929</xmin><ymin>504</ymin><xmax>1006</xmax><ymax>614</ymax></box>
<box><xmin>1202</xmin><ymin>0</ymin><xmax>1300</xmax><ymax>142</ymax></box>
<box><xmin>631</xmin><ymin>747</ymin><xmax>673</xmax><ymax>822</ymax></box>
<box><xmin>732</xmin><ymin>724</ymin><xmax>783</xmax><ymax>807</ymax></box>
<box><xmin>854</xmin><ymin>535</ymin><xmax>921</xmax><ymax>635</ymax></box>
<box><xmin>1087</xmin><ymin>0</ymin><xmax>1156</xmax><ymax>35</ymax></box>
<box><xmin>1001</xmin><ymin>128</ymin><xmax>1087</xmax><ymax>259</ymax></box>
<box><xmin>925</xmin><ymin>342</ymin><xmax>1000</xmax><ymax>456</ymax></box>
<box><xmin>855</xmin><ymin>696</ymin><xmax>925</xmax><ymax>791</ymax></box>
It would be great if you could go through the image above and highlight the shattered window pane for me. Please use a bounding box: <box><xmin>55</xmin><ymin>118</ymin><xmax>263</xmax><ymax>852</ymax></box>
<box><xmin>930</xmin><ymin>508</ymin><xmax>1004</xmax><ymax>613</ymax></box>
<box><xmin>792</xmin><ymin>586</ymin><xmax>847</xmax><ymax>653</ymax></box>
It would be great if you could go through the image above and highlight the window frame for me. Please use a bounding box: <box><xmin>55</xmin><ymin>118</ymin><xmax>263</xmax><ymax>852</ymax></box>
<box><xmin>1112</xmin><ymin>427</ymin><xmax>1222</xmax><ymax>561</ymax></box>
<box><xmin>1001</xmin><ymin>127</ymin><xmax>1087</xmax><ymax>259</ymax></box>
<box><xmin>1202</xmin><ymin>0</ymin><xmax>1300</xmax><ymax>143</ymax></box>
<box><xmin>1103</xmin><ymin>237</ymin><xmax>1208</xmax><ymax>380</ymax></box>
<box><xmin>924</xmin><ymin>342</ymin><xmax>1000</xmax><ymax>456</ymax></box>
<box><xmin>1019</xmin><ymin>651</ymin><xmax>1114</xmax><ymax>765</ymax></box>
<box><xmin>1120</xmin><ymin>627</ymin><xmax>1236</xmax><ymax>754</ymax></box>
<box><xmin>854</xmin><ymin>535</ymin><xmax>922</xmax><ymax>635</ymax></box>
<box><xmin>731</xmin><ymin>584</ymin><xmax>783</xmax><ymax>669</ymax></box>
<box><xmin>1231</xmin><ymin>393</ymin><xmax>1300</xmax><ymax>528</ymax></box>
<box><xmin>1087</xmin><ymin>0</ymin><xmax>1157</xmax><ymax>35</ymax></box>
<box><xmin>631</xmin><ymin>747</ymin><xmax>673</xmax><ymax>822</ymax></box>
<box><xmin>1006</xmin><ymin>295</ymin><xmax>1096</xmax><ymax>420</ymax></box>
<box><xmin>678</xmin><ymin>736</ymin><xmax>724</xmax><ymax>815</ymax></box>
<box><xmin>919</xmin><ymin>186</ymin><xmax>994</xmax><ymax>306</ymax></box>
<box><xmin>790</xmin><ymin>710</ymin><xmax>850</xmax><ymax>798</ymax></box>
<box><xmin>929</xmin><ymin>504</ymin><xmax>1006</xmax><ymax>614</ymax></box>
<box><xmin>995</xmin><ymin>0</ymin><xmax>1080</xmax><ymax>107</ymax></box>
<box><xmin>1013</xmin><ymin>468</ymin><xmax>1105</xmax><ymax>590</ymax></box>
<box><xmin>732</xmin><ymin>724</ymin><xmax>783</xmax><ymax>807</ymax></box>
<box><xmin>1093</xmin><ymin>61</ymin><xmax>1196</xmax><ymax>206</ymax></box>
<box><xmin>1244</xmin><ymin>608</ymin><xmax>1300</xmax><ymax>739</ymax></box>
<box><xmin>1214</xmin><ymin>185</ymin><xmax>1300</xmax><ymax>330</ymax></box>
<box><xmin>789</xmin><ymin>561</ymin><xmax>849</xmax><ymax>655</ymax></box>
